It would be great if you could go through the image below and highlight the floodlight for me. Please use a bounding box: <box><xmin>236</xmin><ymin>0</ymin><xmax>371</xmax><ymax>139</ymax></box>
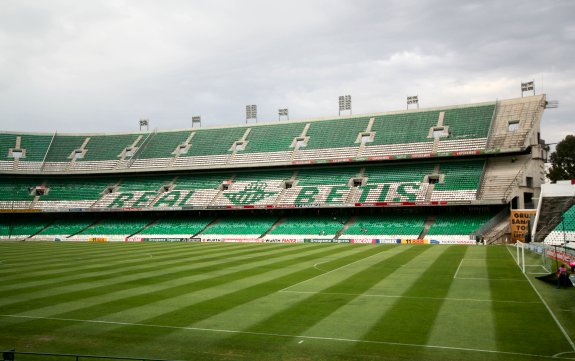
<box><xmin>521</xmin><ymin>81</ymin><xmax>535</xmax><ymax>97</ymax></box>
<box><xmin>278</xmin><ymin>108</ymin><xmax>289</xmax><ymax>121</ymax></box>
<box><xmin>246</xmin><ymin>104</ymin><xmax>257</xmax><ymax>123</ymax></box>
<box><xmin>407</xmin><ymin>95</ymin><xmax>419</xmax><ymax>109</ymax></box>
<box><xmin>338</xmin><ymin>95</ymin><xmax>351</xmax><ymax>115</ymax></box>
<box><xmin>192</xmin><ymin>116</ymin><xmax>201</xmax><ymax>128</ymax></box>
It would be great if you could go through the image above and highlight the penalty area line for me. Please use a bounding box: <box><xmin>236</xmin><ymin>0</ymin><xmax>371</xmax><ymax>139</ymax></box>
<box><xmin>279</xmin><ymin>290</ymin><xmax>541</xmax><ymax>304</ymax></box>
<box><xmin>0</xmin><ymin>314</ymin><xmax>570</xmax><ymax>360</ymax></box>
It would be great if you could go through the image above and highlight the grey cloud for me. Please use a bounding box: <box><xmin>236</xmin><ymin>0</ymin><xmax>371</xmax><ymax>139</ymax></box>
<box><xmin>0</xmin><ymin>0</ymin><xmax>573</xmax><ymax>144</ymax></box>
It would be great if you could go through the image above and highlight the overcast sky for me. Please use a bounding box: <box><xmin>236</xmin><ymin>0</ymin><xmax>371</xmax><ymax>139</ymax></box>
<box><xmin>0</xmin><ymin>0</ymin><xmax>573</xmax><ymax>144</ymax></box>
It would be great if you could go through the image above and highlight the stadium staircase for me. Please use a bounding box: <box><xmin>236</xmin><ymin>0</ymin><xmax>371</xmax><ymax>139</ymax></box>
<box><xmin>258</xmin><ymin>217</ymin><xmax>287</xmax><ymax>239</ymax></box>
<box><xmin>474</xmin><ymin>208</ymin><xmax>510</xmax><ymax>244</ymax></box>
<box><xmin>193</xmin><ymin>217</ymin><xmax>221</xmax><ymax>238</ymax></box>
<box><xmin>418</xmin><ymin>216</ymin><xmax>436</xmax><ymax>239</ymax></box>
<box><xmin>478</xmin><ymin>156</ymin><xmax>526</xmax><ymax>201</ymax></box>
<box><xmin>335</xmin><ymin>216</ymin><xmax>358</xmax><ymax>239</ymax></box>
<box><xmin>27</xmin><ymin>220</ymin><xmax>56</xmax><ymax>240</ymax></box>
<box><xmin>127</xmin><ymin>218</ymin><xmax>159</xmax><ymax>238</ymax></box>
<box><xmin>125</xmin><ymin>132</ymin><xmax>153</xmax><ymax>169</ymax></box>
<box><xmin>66</xmin><ymin>219</ymin><xmax>102</xmax><ymax>239</ymax></box>
<box><xmin>482</xmin><ymin>221</ymin><xmax>510</xmax><ymax>244</ymax></box>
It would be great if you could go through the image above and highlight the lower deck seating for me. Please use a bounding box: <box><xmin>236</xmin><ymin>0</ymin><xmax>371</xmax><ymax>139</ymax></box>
<box><xmin>200</xmin><ymin>215</ymin><xmax>278</xmax><ymax>238</ymax></box>
<box><xmin>0</xmin><ymin>219</ymin><xmax>51</xmax><ymax>238</ymax></box>
<box><xmin>78</xmin><ymin>217</ymin><xmax>152</xmax><ymax>236</ymax></box>
<box><xmin>267</xmin><ymin>215</ymin><xmax>348</xmax><ymax>238</ymax></box>
<box><xmin>426</xmin><ymin>213</ymin><xmax>493</xmax><ymax>238</ymax></box>
<box><xmin>544</xmin><ymin>205</ymin><xmax>575</xmax><ymax>244</ymax></box>
<box><xmin>344</xmin><ymin>214</ymin><xmax>425</xmax><ymax>237</ymax></box>
<box><xmin>36</xmin><ymin>218</ymin><xmax>95</xmax><ymax>237</ymax></box>
<box><xmin>139</xmin><ymin>216</ymin><xmax>214</xmax><ymax>236</ymax></box>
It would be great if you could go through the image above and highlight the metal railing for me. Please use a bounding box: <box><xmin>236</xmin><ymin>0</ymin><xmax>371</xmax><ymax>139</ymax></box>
<box><xmin>501</xmin><ymin>158</ymin><xmax>530</xmax><ymax>203</ymax></box>
<box><xmin>2</xmin><ymin>349</ymin><xmax>181</xmax><ymax>361</ymax></box>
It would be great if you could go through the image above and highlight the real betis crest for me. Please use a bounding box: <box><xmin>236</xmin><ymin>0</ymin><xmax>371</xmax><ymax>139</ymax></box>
<box><xmin>224</xmin><ymin>181</ymin><xmax>278</xmax><ymax>205</ymax></box>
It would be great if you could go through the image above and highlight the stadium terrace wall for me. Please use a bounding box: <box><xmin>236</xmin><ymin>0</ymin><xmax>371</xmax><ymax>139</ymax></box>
<box><xmin>0</xmin><ymin>95</ymin><xmax>546</xmax><ymax>175</ymax></box>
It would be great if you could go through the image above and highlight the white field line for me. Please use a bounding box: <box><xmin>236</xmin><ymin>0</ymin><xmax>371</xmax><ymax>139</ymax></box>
<box><xmin>555</xmin><ymin>351</ymin><xmax>575</xmax><ymax>358</ymax></box>
<box><xmin>506</xmin><ymin>246</ymin><xmax>575</xmax><ymax>351</ymax></box>
<box><xmin>453</xmin><ymin>259</ymin><xmax>464</xmax><ymax>279</ymax></box>
<box><xmin>455</xmin><ymin>277</ymin><xmax>527</xmax><ymax>282</ymax></box>
<box><xmin>525</xmin><ymin>265</ymin><xmax>550</xmax><ymax>275</ymax></box>
<box><xmin>0</xmin><ymin>314</ymin><xmax>572</xmax><ymax>360</ymax></box>
<box><xmin>280</xmin><ymin>248</ymin><xmax>388</xmax><ymax>292</ymax></box>
<box><xmin>453</xmin><ymin>258</ymin><xmax>527</xmax><ymax>281</ymax></box>
<box><xmin>279</xmin><ymin>290</ymin><xmax>542</xmax><ymax>304</ymax></box>
<box><xmin>313</xmin><ymin>261</ymin><xmax>329</xmax><ymax>272</ymax></box>
<box><xmin>453</xmin><ymin>258</ymin><xmax>505</xmax><ymax>280</ymax></box>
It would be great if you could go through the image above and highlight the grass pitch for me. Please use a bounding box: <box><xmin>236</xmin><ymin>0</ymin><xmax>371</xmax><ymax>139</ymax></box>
<box><xmin>1</xmin><ymin>242</ymin><xmax>574</xmax><ymax>361</ymax></box>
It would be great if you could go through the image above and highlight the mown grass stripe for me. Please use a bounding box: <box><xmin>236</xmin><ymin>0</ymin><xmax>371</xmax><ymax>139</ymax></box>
<box><xmin>0</xmin><ymin>241</ymin><xmax>175</xmax><ymax>265</ymax></box>
<box><xmin>2</xmin><ymin>245</ymin><xmax>367</xmax><ymax>345</ymax></box>
<box><xmin>357</xmin><ymin>245</ymin><xmax>465</xmax><ymax>348</ymax></box>
<box><xmin>490</xmin><ymin>246</ymin><xmax>573</xmax><ymax>355</ymax></box>
<box><xmin>3</xmin><ymin>244</ymin><xmax>338</xmax><ymax>320</ymax></box>
<box><xmin>58</xmin><ymin>245</ymin><xmax>366</xmax><ymax>324</ymax></box>
<box><xmin>0</xmin><ymin>244</ymin><xmax>308</xmax><ymax>314</ymax></box>
<box><xmin>210</xmin><ymin>244</ymin><xmax>428</xmax><ymax>352</ymax></box>
<box><xmin>0</xmin><ymin>243</ymin><xmax>257</xmax><ymax>282</ymax></box>
<box><xmin>117</xmin><ymin>245</ymin><xmax>385</xmax><ymax>332</ymax></box>
<box><xmin>1</xmin><ymin>243</ymin><xmax>572</xmax><ymax>361</ymax></box>
<box><xmin>0</xmin><ymin>243</ymin><xmax>276</xmax><ymax>293</ymax></box>
<box><xmin>3</xmin><ymin>315</ymin><xmax>566</xmax><ymax>361</ymax></box>
<box><xmin>424</xmin><ymin>246</ymin><xmax>500</xmax><ymax>352</ymax></box>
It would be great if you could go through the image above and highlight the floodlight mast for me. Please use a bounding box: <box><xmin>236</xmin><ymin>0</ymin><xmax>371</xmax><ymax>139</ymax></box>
<box><xmin>338</xmin><ymin>95</ymin><xmax>351</xmax><ymax>116</ymax></box>
<box><xmin>521</xmin><ymin>81</ymin><xmax>535</xmax><ymax>97</ymax></box>
<box><xmin>192</xmin><ymin>116</ymin><xmax>201</xmax><ymax>128</ymax></box>
<box><xmin>139</xmin><ymin>119</ymin><xmax>149</xmax><ymax>131</ymax></box>
<box><xmin>407</xmin><ymin>95</ymin><xmax>419</xmax><ymax>110</ymax></box>
<box><xmin>246</xmin><ymin>104</ymin><xmax>257</xmax><ymax>124</ymax></box>
<box><xmin>278</xmin><ymin>108</ymin><xmax>289</xmax><ymax>121</ymax></box>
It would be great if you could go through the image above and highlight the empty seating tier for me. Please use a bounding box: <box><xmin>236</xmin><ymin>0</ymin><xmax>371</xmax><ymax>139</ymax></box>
<box><xmin>544</xmin><ymin>205</ymin><xmax>575</xmax><ymax>244</ymax></box>
<box><xmin>244</xmin><ymin>123</ymin><xmax>305</xmax><ymax>153</ymax></box>
<box><xmin>139</xmin><ymin>216</ymin><xmax>214</xmax><ymax>236</ymax></box>
<box><xmin>37</xmin><ymin>218</ymin><xmax>95</xmax><ymax>236</ymax></box>
<box><xmin>427</xmin><ymin>214</ymin><xmax>493</xmax><ymax>235</ymax></box>
<box><xmin>344</xmin><ymin>214</ymin><xmax>425</xmax><ymax>236</ymax></box>
<box><xmin>268</xmin><ymin>215</ymin><xmax>348</xmax><ymax>237</ymax></box>
<box><xmin>44</xmin><ymin>136</ymin><xmax>87</xmax><ymax>162</ymax></box>
<box><xmin>0</xmin><ymin>97</ymin><xmax>544</xmax><ymax>174</ymax></box>
<box><xmin>80</xmin><ymin>134</ymin><xmax>141</xmax><ymax>161</ymax></box>
<box><xmin>186</xmin><ymin>127</ymin><xmax>247</xmax><ymax>157</ymax></box>
<box><xmin>370</xmin><ymin>111</ymin><xmax>439</xmax><ymax>145</ymax></box>
<box><xmin>137</xmin><ymin>130</ymin><xmax>193</xmax><ymax>159</ymax></box>
<box><xmin>304</xmin><ymin>117</ymin><xmax>370</xmax><ymax>149</ymax></box>
<box><xmin>79</xmin><ymin>217</ymin><xmax>152</xmax><ymax>235</ymax></box>
<box><xmin>442</xmin><ymin>104</ymin><xmax>495</xmax><ymax>140</ymax></box>
<box><xmin>201</xmin><ymin>215</ymin><xmax>278</xmax><ymax>236</ymax></box>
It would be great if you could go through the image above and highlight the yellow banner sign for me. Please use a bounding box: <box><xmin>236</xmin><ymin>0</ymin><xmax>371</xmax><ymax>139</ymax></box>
<box><xmin>510</xmin><ymin>210</ymin><xmax>536</xmax><ymax>243</ymax></box>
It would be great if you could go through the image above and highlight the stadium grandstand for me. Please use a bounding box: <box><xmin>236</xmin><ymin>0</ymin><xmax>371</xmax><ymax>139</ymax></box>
<box><xmin>0</xmin><ymin>94</ymin><xmax>553</xmax><ymax>244</ymax></box>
